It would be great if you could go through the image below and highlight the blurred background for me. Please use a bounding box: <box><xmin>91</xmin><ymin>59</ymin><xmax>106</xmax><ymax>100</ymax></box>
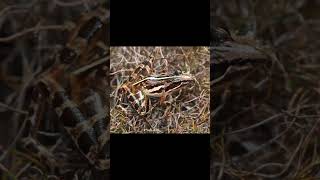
<box><xmin>0</xmin><ymin>0</ymin><xmax>109</xmax><ymax>179</ymax></box>
<box><xmin>211</xmin><ymin>0</ymin><xmax>320</xmax><ymax>179</ymax></box>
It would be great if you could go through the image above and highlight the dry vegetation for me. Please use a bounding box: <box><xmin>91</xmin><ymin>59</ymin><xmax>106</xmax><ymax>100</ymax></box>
<box><xmin>0</xmin><ymin>0</ymin><xmax>109</xmax><ymax>179</ymax></box>
<box><xmin>211</xmin><ymin>0</ymin><xmax>320</xmax><ymax>179</ymax></box>
<box><xmin>110</xmin><ymin>47</ymin><xmax>210</xmax><ymax>133</ymax></box>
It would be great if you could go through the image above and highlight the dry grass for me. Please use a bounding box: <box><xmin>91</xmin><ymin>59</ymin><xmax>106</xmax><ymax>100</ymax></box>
<box><xmin>110</xmin><ymin>46</ymin><xmax>210</xmax><ymax>133</ymax></box>
<box><xmin>211</xmin><ymin>0</ymin><xmax>320</xmax><ymax>179</ymax></box>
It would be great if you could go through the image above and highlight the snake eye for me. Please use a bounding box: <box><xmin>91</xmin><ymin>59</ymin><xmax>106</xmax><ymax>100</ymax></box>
<box><xmin>59</xmin><ymin>47</ymin><xmax>77</xmax><ymax>64</ymax></box>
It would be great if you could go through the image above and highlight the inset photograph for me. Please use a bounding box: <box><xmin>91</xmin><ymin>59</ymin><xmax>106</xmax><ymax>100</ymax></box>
<box><xmin>111</xmin><ymin>47</ymin><xmax>210</xmax><ymax>133</ymax></box>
